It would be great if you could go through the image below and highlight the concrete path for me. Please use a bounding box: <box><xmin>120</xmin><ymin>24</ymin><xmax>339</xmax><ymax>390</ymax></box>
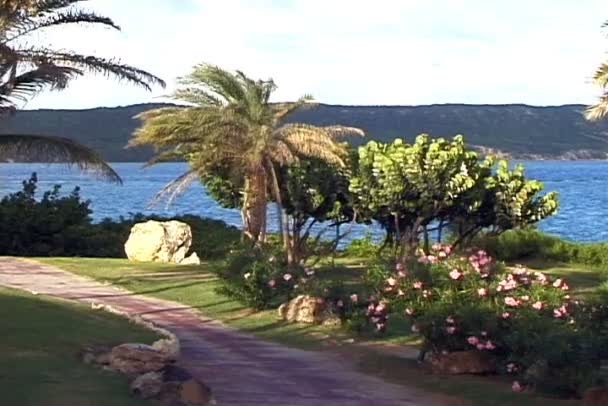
<box><xmin>0</xmin><ymin>257</ymin><xmax>441</xmax><ymax>406</ymax></box>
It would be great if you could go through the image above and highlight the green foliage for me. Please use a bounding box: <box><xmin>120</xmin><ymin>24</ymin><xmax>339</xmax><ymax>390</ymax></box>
<box><xmin>370</xmin><ymin>245</ymin><xmax>605</xmax><ymax>396</ymax></box>
<box><xmin>0</xmin><ymin>175</ymin><xmax>240</xmax><ymax>259</ymax></box>
<box><xmin>478</xmin><ymin>229</ymin><xmax>608</xmax><ymax>267</ymax></box>
<box><xmin>214</xmin><ymin>246</ymin><xmax>301</xmax><ymax>310</ymax></box>
<box><xmin>0</xmin><ymin>173</ymin><xmax>93</xmax><ymax>256</ymax></box>
<box><xmin>350</xmin><ymin>135</ymin><xmax>558</xmax><ymax>254</ymax></box>
<box><xmin>343</xmin><ymin>234</ymin><xmax>383</xmax><ymax>258</ymax></box>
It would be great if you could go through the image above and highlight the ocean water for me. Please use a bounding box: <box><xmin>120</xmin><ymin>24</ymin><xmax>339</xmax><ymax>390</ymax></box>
<box><xmin>1</xmin><ymin>161</ymin><xmax>607</xmax><ymax>243</ymax></box>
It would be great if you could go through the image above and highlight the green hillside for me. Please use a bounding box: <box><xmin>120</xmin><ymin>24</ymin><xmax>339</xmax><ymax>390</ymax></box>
<box><xmin>1</xmin><ymin>103</ymin><xmax>607</xmax><ymax>161</ymax></box>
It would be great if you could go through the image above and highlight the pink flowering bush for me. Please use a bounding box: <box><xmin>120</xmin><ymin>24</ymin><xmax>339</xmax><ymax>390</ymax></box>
<box><xmin>368</xmin><ymin>243</ymin><xmax>604</xmax><ymax>396</ymax></box>
<box><xmin>216</xmin><ymin>247</ymin><xmax>303</xmax><ymax>309</ymax></box>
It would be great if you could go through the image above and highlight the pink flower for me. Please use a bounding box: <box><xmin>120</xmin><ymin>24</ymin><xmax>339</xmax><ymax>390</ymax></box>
<box><xmin>446</xmin><ymin>326</ymin><xmax>456</xmax><ymax>335</ymax></box>
<box><xmin>397</xmin><ymin>270</ymin><xmax>408</xmax><ymax>278</ymax></box>
<box><xmin>481</xmin><ymin>331</ymin><xmax>488</xmax><ymax>337</ymax></box>
<box><xmin>561</xmin><ymin>283</ymin><xmax>570</xmax><ymax>291</ymax></box>
<box><xmin>504</xmin><ymin>297</ymin><xmax>520</xmax><ymax>307</ymax></box>
<box><xmin>427</xmin><ymin>255</ymin><xmax>438</xmax><ymax>264</ymax></box>
<box><xmin>520</xmin><ymin>295</ymin><xmax>530</xmax><ymax>302</ymax></box>
<box><xmin>553</xmin><ymin>279</ymin><xmax>564</xmax><ymax>288</ymax></box>
<box><xmin>446</xmin><ymin>316</ymin><xmax>455</xmax><ymax>324</ymax></box>
<box><xmin>387</xmin><ymin>277</ymin><xmax>397</xmax><ymax>287</ymax></box>
<box><xmin>413</xmin><ymin>281</ymin><xmax>423</xmax><ymax>289</ymax></box>
<box><xmin>418</xmin><ymin>256</ymin><xmax>429</xmax><ymax>264</ymax></box>
<box><xmin>506</xmin><ymin>363</ymin><xmax>519</xmax><ymax>373</ymax></box>
<box><xmin>244</xmin><ymin>272</ymin><xmax>251</xmax><ymax>280</ymax></box>
<box><xmin>467</xmin><ymin>336</ymin><xmax>480</xmax><ymax>345</ymax></box>
<box><xmin>476</xmin><ymin>343</ymin><xmax>485</xmax><ymax>351</ymax></box>
<box><xmin>396</xmin><ymin>262</ymin><xmax>405</xmax><ymax>271</ymax></box>
<box><xmin>502</xmin><ymin>312</ymin><xmax>511</xmax><ymax>319</ymax></box>
<box><xmin>397</xmin><ymin>289</ymin><xmax>405</xmax><ymax>296</ymax></box>
<box><xmin>485</xmin><ymin>340</ymin><xmax>496</xmax><ymax>350</ymax></box>
<box><xmin>438</xmin><ymin>251</ymin><xmax>447</xmax><ymax>258</ymax></box>
<box><xmin>432</xmin><ymin>243</ymin><xmax>443</xmax><ymax>251</ymax></box>
<box><xmin>268</xmin><ymin>279</ymin><xmax>276</xmax><ymax>288</ymax></box>
<box><xmin>375</xmin><ymin>303</ymin><xmax>387</xmax><ymax>312</ymax></box>
<box><xmin>532</xmin><ymin>301</ymin><xmax>543</xmax><ymax>310</ymax></box>
<box><xmin>477</xmin><ymin>288</ymin><xmax>488</xmax><ymax>297</ymax></box>
<box><xmin>411</xmin><ymin>324</ymin><xmax>420</xmax><ymax>333</ymax></box>
<box><xmin>449</xmin><ymin>269</ymin><xmax>463</xmax><ymax>280</ymax></box>
<box><xmin>304</xmin><ymin>268</ymin><xmax>315</xmax><ymax>277</ymax></box>
<box><xmin>422</xmin><ymin>290</ymin><xmax>432</xmax><ymax>298</ymax></box>
<box><xmin>337</xmin><ymin>300</ymin><xmax>344</xmax><ymax>308</ymax></box>
<box><xmin>283</xmin><ymin>273</ymin><xmax>293</xmax><ymax>281</ymax></box>
<box><xmin>553</xmin><ymin>305</ymin><xmax>568</xmax><ymax>318</ymax></box>
<box><xmin>405</xmin><ymin>308</ymin><xmax>415</xmax><ymax>316</ymax></box>
<box><xmin>512</xmin><ymin>381</ymin><xmax>523</xmax><ymax>393</ymax></box>
<box><xmin>350</xmin><ymin>294</ymin><xmax>359</xmax><ymax>303</ymax></box>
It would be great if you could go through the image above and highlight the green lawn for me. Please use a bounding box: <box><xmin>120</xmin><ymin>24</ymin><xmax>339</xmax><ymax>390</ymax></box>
<box><xmin>37</xmin><ymin>256</ymin><xmax>596</xmax><ymax>406</ymax></box>
<box><xmin>0</xmin><ymin>287</ymin><xmax>159</xmax><ymax>406</ymax></box>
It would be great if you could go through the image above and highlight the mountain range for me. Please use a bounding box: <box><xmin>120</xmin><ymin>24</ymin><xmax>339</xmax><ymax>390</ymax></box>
<box><xmin>1</xmin><ymin>103</ymin><xmax>607</xmax><ymax>161</ymax></box>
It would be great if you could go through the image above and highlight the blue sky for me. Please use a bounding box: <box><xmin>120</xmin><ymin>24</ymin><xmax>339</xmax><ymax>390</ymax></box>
<box><xmin>26</xmin><ymin>0</ymin><xmax>608</xmax><ymax>109</ymax></box>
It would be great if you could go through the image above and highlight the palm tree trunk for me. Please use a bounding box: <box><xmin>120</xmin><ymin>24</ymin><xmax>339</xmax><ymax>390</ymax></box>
<box><xmin>243</xmin><ymin>163</ymin><xmax>267</xmax><ymax>243</ymax></box>
<box><xmin>267</xmin><ymin>160</ymin><xmax>293</xmax><ymax>265</ymax></box>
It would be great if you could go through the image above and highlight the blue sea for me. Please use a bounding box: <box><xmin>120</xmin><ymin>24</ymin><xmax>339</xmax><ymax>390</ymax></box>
<box><xmin>1</xmin><ymin>162</ymin><xmax>607</xmax><ymax>243</ymax></box>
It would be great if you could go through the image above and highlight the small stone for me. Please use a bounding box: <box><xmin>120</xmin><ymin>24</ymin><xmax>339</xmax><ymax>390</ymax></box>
<box><xmin>131</xmin><ymin>371</ymin><xmax>164</xmax><ymax>399</ymax></box>
<box><xmin>278</xmin><ymin>295</ymin><xmax>342</xmax><ymax>326</ymax></box>
<box><xmin>109</xmin><ymin>343</ymin><xmax>173</xmax><ymax>375</ymax></box>
<box><xmin>180</xmin><ymin>252</ymin><xmax>201</xmax><ymax>266</ymax></box>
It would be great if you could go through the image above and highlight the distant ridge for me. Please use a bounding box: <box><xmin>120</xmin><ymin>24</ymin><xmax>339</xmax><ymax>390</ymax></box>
<box><xmin>1</xmin><ymin>103</ymin><xmax>607</xmax><ymax>161</ymax></box>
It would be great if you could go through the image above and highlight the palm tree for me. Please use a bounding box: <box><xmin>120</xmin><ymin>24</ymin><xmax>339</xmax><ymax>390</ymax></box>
<box><xmin>130</xmin><ymin>63</ymin><xmax>363</xmax><ymax>262</ymax></box>
<box><xmin>586</xmin><ymin>20</ymin><xmax>608</xmax><ymax>121</ymax></box>
<box><xmin>0</xmin><ymin>0</ymin><xmax>165</xmax><ymax>181</ymax></box>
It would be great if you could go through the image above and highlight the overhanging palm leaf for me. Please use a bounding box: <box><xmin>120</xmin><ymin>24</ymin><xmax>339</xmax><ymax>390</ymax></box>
<box><xmin>0</xmin><ymin>134</ymin><xmax>121</xmax><ymax>183</ymax></box>
<box><xmin>0</xmin><ymin>0</ymin><xmax>164</xmax><ymax>182</ymax></box>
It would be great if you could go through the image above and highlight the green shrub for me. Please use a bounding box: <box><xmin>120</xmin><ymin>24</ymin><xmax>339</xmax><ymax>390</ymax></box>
<box><xmin>214</xmin><ymin>246</ymin><xmax>302</xmax><ymax>310</ymax></box>
<box><xmin>370</xmin><ymin>243</ymin><xmax>604</xmax><ymax>397</ymax></box>
<box><xmin>342</xmin><ymin>233</ymin><xmax>382</xmax><ymax>258</ymax></box>
<box><xmin>478</xmin><ymin>229</ymin><xmax>608</xmax><ymax>267</ymax></box>
<box><xmin>0</xmin><ymin>175</ymin><xmax>240</xmax><ymax>259</ymax></box>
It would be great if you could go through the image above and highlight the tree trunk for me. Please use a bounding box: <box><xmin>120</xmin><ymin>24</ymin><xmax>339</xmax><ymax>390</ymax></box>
<box><xmin>243</xmin><ymin>163</ymin><xmax>267</xmax><ymax>243</ymax></box>
<box><xmin>267</xmin><ymin>161</ymin><xmax>294</xmax><ymax>265</ymax></box>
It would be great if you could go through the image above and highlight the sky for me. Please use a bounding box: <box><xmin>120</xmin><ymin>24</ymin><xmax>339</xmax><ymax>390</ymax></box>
<box><xmin>24</xmin><ymin>0</ymin><xmax>608</xmax><ymax>109</ymax></box>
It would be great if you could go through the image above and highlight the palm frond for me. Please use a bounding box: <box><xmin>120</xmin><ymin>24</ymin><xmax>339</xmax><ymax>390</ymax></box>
<box><xmin>272</xmin><ymin>95</ymin><xmax>316</xmax><ymax>121</ymax></box>
<box><xmin>148</xmin><ymin>169</ymin><xmax>199</xmax><ymax>208</ymax></box>
<box><xmin>585</xmin><ymin>96</ymin><xmax>608</xmax><ymax>121</ymax></box>
<box><xmin>4</xmin><ymin>10</ymin><xmax>120</xmax><ymax>44</ymax></box>
<box><xmin>0</xmin><ymin>134</ymin><xmax>122</xmax><ymax>183</ymax></box>
<box><xmin>17</xmin><ymin>49</ymin><xmax>165</xmax><ymax>90</ymax></box>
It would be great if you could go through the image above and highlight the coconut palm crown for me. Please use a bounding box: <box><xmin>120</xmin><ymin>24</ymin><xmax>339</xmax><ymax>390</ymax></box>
<box><xmin>131</xmin><ymin>63</ymin><xmax>363</xmax><ymax>249</ymax></box>
<box><xmin>0</xmin><ymin>0</ymin><xmax>165</xmax><ymax>182</ymax></box>
<box><xmin>586</xmin><ymin>20</ymin><xmax>608</xmax><ymax>121</ymax></box>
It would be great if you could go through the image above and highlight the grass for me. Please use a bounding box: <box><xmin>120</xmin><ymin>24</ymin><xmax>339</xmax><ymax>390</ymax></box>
<box><xmin>37</xmin><ymin>256</ymin><xmax>599</xmax><ymax>406</ymax></box>
<box><xmin>0</xmin><ymin>287</ymin><xmax>159</xmax><ymax>406</ymax></box>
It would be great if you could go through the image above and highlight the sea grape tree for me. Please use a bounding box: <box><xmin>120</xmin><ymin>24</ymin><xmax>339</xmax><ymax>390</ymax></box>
<box><xmin>350</xmin><ymin>134</ymin><xmax>559</xmax><ymax>256</ymax></box>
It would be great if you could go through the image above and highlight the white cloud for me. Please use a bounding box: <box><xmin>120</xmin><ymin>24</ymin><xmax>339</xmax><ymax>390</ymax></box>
<box><xmin>24</xmin><ymin>0</ymin><xmax>608</xmax><ymax>109</ymax></box>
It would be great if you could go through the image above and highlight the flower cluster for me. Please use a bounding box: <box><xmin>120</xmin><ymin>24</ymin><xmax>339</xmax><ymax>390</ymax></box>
<box><xmin>368</xmin><ymin>245</ymin><xmax>587</xmax><ymax>394</ymax></box>
<box><xmin>366</xmin><ymin>298</ymin><xmax>389</xmax><ymax>332</ymax></box>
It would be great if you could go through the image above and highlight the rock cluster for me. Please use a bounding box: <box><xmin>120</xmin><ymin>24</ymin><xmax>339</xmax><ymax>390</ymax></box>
<box><xmin>124</xmin><ymin>220</ymin><xmax>200</xmax><ymax>265</ymax></box>
<box><xmin>278</xmin><ymin>295</ymin><xmax>342</xmax><ymax>326</ymax></box>
<box><xmin>81</xmin><ymin>340</ymin><xmax>214</xmax><ymax>405</ymax></box>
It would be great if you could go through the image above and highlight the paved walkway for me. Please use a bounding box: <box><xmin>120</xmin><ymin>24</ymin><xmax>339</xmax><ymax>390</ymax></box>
<box><xmin>0</xmin><ymin>257</ymin><xmax>441</xmax><ymax>406</ymax></box>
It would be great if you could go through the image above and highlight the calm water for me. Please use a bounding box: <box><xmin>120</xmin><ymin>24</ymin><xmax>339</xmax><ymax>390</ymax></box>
<box><xmin>1</xmin><ymin>162</ymin><xmax>607</xmax><ymax>242</ymax></box>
